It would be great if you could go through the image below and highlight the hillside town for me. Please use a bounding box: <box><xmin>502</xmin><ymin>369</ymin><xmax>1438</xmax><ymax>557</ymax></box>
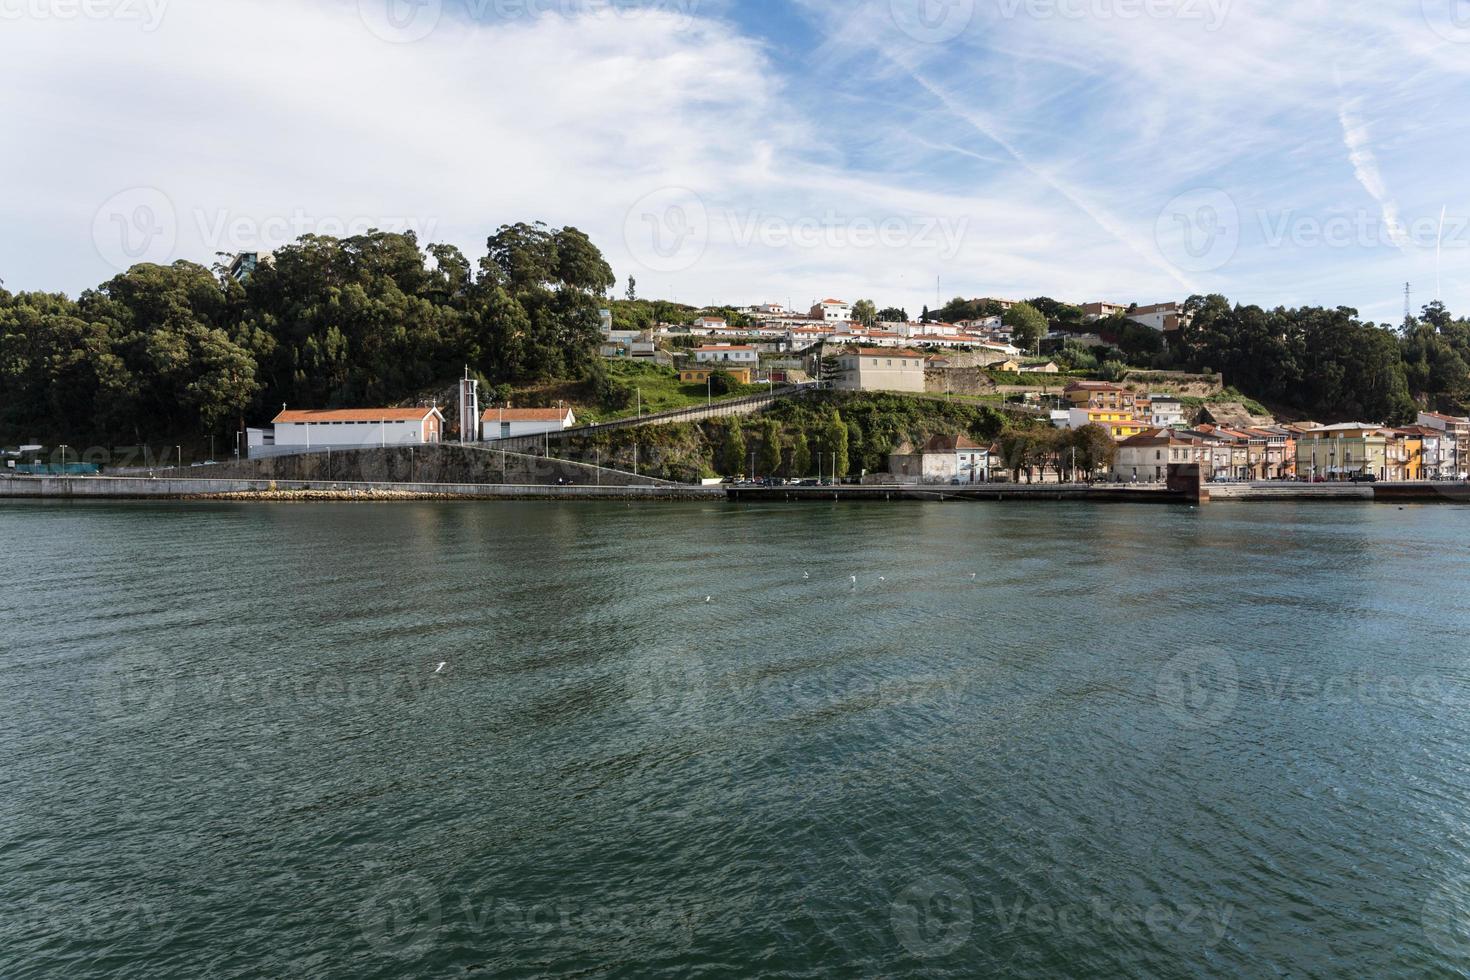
<box><xmin>110</xmin><ymin>291</ymin><xmax>1466</xmax><ymax>490</ymax></box>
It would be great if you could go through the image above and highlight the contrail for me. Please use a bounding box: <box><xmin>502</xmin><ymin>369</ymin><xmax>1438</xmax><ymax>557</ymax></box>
<box><xmin>1437</xmin><ymin>204</ymin><xmax>1447</xmax><ymax>302</ymax></box>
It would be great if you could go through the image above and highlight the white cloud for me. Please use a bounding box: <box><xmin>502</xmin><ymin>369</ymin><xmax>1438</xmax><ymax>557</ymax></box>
<box><xmin>1</xmin><ymin>0</ymin><xmax>1468</xmax><ymax>322</ymax></box>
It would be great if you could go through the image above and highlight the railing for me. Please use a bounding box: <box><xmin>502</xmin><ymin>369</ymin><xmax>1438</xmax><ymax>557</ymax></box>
<box><xmin>484</xmin><ymin>384</ymin><xmax>816</xmax><ymax>452</ymax></box>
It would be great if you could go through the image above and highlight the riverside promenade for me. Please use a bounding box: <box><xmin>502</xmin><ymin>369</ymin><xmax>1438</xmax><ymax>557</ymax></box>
<box><xmin>0</xmin><ymin>474</ymin><xmax>719</xmax><ymax>501</ymax></box>
<box><xmin>5</xmin><ymin>473</ymin><xmax>1469</xmax><ymax>504</ymax></box>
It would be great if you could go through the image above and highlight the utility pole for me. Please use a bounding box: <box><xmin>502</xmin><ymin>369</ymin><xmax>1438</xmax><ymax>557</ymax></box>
<box><xmin>1405</xmin><ymin>282</ymin><xmax>1413</xmax><ymax>324</ymax></box>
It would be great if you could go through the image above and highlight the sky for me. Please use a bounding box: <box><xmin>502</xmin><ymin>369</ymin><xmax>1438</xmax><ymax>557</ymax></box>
<box><xmin>2</xmin><ymin>0</ymin><xmax>1469</xmax><ymax>324</ymax></box>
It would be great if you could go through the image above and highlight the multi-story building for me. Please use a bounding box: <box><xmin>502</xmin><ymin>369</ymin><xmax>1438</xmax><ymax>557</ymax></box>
<box><xmin>1417</xmin><ymin>412</ymin><xmax>1470</xmax><ymax>478</ymax></box>
<box><xmin>1145</xmin><ymin>395</ymin><xmax>1186</xmax><ymax>429</ymax></box>
<box><xmin>1294</xmin><ymin>423</ymin><xmax>1389</xmax><ymax>480</ymax></box>
<box><xmin>1400</xmin><ymin>425</ymin><xmax>1445</xmax><ymax>479</ymax></box>
<box><xmin>809</xmin><ymin>299</ymin><xmax>852</xmax><ymax>323</ymax></box>
<box><xmin>1081</xmin><ymin>301</ymin><xmax>1128</xmax><ymax>321</ymax></box>
<box><xmin>833</xmin><ymin>348</ymin><xmax>926</xmax><ymax>393</ymax></box>
<box><xmin>1063</xmin><ymin>380</ymin><xmax>1131</xmax><ymax>411</ymax></box>
<box><xmin>1114</xmin><ymin>429</ymin><xmax>1211</xmax><ymax>483</ymax></box>
<box><xmin>1064</xmin><ymin>408</ymin><xmax>1151</xmax><ymax>440</ymax></box>
<box><xmin>1128</xmin><ymin>302</ymin><xmax>1187</xmax><ymax>332</ymax></box>
<box><xmin>1244</xmin><ymin>427</ymin><xmax>1295</xmax><ymax>480</ymax></box>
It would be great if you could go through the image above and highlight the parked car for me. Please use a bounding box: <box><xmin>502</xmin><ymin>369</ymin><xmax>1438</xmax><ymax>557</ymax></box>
<box><xmin>1349</xmin><ymin>472</ymin><xmax>1378</xmax><ymax>483</ymax></box>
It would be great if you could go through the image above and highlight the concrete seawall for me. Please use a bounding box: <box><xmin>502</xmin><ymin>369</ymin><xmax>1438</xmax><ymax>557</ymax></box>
<box><xmin>0</xmin><ymin>475</ymin><xmax>720</xmax><ymax>501</ymax></box>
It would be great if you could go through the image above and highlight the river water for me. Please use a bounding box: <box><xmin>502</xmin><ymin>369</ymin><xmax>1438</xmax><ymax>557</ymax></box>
<box><xmin>3</xmin><ymin>499</ymin><xmax>1470</xmax><ymax>977</ymax></box>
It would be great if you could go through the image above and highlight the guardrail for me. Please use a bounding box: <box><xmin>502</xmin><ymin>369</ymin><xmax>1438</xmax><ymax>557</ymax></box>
<box><xmin>485</xmin><ymin>384</ymin><xmax>816</xmax><ymax>452</ymax></box>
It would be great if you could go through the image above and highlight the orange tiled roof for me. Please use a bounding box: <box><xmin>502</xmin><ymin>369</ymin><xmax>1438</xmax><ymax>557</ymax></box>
<box><xmin>274</xmin><ymin>407</ymin><xmax>437</xmax><ymax>424</ymax></box>
<box><xmin>480</xmin><ymin>408</ymin><xmax>571</xmax><ymax>422</ymax></box>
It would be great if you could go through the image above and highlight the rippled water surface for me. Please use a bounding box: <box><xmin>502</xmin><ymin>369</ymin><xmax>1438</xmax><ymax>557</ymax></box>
<box><xmin>4</xmin><ymin>499</ymin><xmax>1470</xmax><ymax>978</ymax></box>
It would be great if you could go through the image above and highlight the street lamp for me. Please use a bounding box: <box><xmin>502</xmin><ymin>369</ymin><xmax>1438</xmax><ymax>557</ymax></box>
<box><xmin>58</xmin><ymin>444</ymin><xmax>68</xmax><ymax>475</ymax></box>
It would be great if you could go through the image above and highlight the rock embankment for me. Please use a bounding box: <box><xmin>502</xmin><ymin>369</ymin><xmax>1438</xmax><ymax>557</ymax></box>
<box><xmin>198</xmin><ymin>486</ymin><xmax>438</xmax><ymax>502</ymax></box>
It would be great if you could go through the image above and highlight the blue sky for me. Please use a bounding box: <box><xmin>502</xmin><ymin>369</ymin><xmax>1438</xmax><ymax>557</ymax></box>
<box><xmin>3</xmin><ymin>0</ymin><xmax>1469</xmax><ymax>324</ymax></box>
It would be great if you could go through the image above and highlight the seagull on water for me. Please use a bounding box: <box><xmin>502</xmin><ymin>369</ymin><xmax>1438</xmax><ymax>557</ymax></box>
<box><xmin>705</xmin><ymin>596</ymin><xmax>712</xmax><ymax>603</ymax></box>
<box><xmin>434</xmin><ymin>662</ymin><xmax>447</xmax><ymax>674</ymax></box>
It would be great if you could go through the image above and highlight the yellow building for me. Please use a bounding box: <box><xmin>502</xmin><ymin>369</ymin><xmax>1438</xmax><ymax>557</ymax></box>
<box><xmin>1066</xmin><ymin>408</ymin><xmax>1150</xmax><ymax>440</ymax></box>
<box><xmin>1063</xmin><ymin>381</ymin><xmax>1130</xmax><ymax>411</ymax></box>
<box><xmin>680</xmin><ymin>365</ymin><xmax>755</xmax><ymax>385</ymax></box>
<box><xmin>1293</xmin><ymin>423</ymin><xmax>1388</xmax><ymax>480</ymax></box>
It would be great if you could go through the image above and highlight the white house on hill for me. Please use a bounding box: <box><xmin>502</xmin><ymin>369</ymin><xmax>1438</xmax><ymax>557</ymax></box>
<box><xmin>481</xmin><ymin>406</ymin><xmax>577</xmax><ymax>441</ymax></box>
<box><xmin>694</xmin><ymin>344</ymin><xmax>759</xmax><ymax>365</ymax></box>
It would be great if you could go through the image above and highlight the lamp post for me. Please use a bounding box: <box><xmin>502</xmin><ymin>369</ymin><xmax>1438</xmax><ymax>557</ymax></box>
<box><xmin>58</xmin><ymin>444</ymin><xmax>67</xmax><ymax>475</ymax></box>
<box><xmin>176</xmin><ymin>445</ymin><xmax>182</xmax><ymax>472</ymax></box>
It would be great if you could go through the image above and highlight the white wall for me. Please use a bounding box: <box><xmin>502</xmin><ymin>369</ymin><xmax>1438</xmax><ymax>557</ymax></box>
<box><xmin>482</xmin><ymin>418</ymin><xmax>571</xmax><ymax>441</ymax></box>
<box><xmin>273</xmin><ymin>420</ymin><xmax>431</xmax><ymax>448</ymax></box>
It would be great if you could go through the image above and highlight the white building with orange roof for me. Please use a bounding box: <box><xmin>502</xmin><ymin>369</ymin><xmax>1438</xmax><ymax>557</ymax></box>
<box><xmin>693</xmin><ymin>344</ymin><xmax>759</xmax><ymax>365</ymax></box>
<box><xmin>254</xmin><ymin>406</ymin><xmax>444</xmax><ymax>456</ymax></box>
<box><xmin>809</xmin><ymin>298</ymin><xmax>852</xmax><ymax>323</ymax></box>
<box><xmin>481</xmin><ymin>406</ymin><xmax>577</xmax><ymax>442</ymax></box>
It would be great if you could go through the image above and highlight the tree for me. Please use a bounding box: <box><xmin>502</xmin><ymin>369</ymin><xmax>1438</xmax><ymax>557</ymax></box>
<box><xmin>1004</xmin><ymin>302</ymin><xmax>1048</xmax><ymax>353</ymax></box>
<box><xmin>998</xmin><ymin>430</ymin><xmax>1032</xmax><ymax>483</ymax></box>
<box><xmin>707</xmin><ymin>370</ymin><xmax>737</xmax><ymax>396</ymax></box>
<box><xmin>626</xmin><ymin>275</ymin><xmax>637</xmax><ymax>302</ymax></box>
<box><xmin>827</xmin><ymin>413</ymin><xmax>850</xmax><ymax>480</ymax></box>
<box><xmin>877</xmin><ymin>307</ymin><xmax>908</xmax><ymax>323</ymax></box>
<box><xmin>789</xmin><ymin>432</ymin><xmax>812</xmax><ymax>477</ymax></box>
<box><xmin>757</xmin><ymin>419</ymin><xmax>782</xmax><ymax>476</ymax></box>
<box><xmin>722</xmin><ymin>421</ymin><xmax>747</xmax><ymax>476</ymax></box>
<box><xmin>851</xmin><ymin>299</ymin><xmax>878</xmax><ymax>328</ymax></box>
<box><xmin>1071</xmin><ymin>424</ymin><xmax>1117</xmax><ymax>480</ymax></box>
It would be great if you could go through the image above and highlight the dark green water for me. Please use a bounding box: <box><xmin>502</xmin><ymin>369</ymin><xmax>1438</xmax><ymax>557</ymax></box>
<box><xmin>4</xmin><ymin>499</ymin><xmax>1470</xmax><ymax>978</ymax></box>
